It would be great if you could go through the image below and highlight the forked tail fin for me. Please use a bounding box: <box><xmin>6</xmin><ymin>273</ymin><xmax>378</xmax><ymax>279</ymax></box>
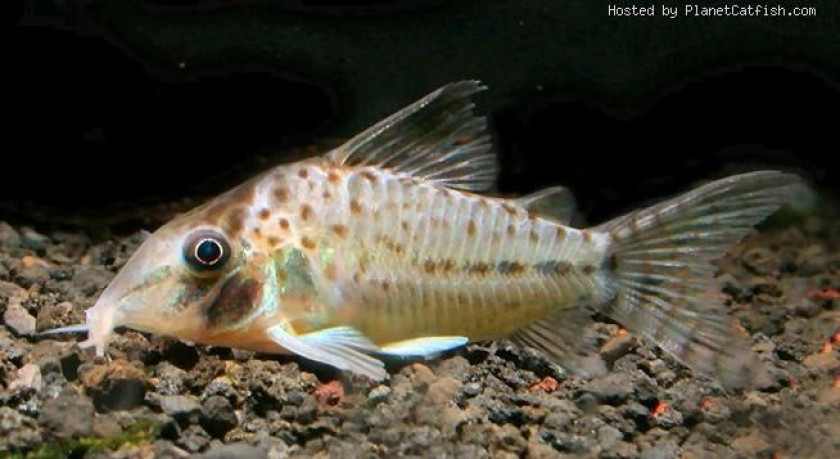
<box><xmin>595</xmin><ymin>171</ymin><xmax>802</xmax><ymax>388</ymax></box>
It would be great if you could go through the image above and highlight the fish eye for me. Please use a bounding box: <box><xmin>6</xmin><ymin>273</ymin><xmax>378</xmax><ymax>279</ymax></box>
<box><xmin>184</xmin><ymin>230</ymin><xmax>231</xmax><ymax>271</ymax></box>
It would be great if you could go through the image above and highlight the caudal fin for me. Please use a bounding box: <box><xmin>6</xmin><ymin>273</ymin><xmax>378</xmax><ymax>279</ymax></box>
<box><xmin>595</xmin><ymin>171</ymin><xmax>802</xmax><ymax>388</ymax></box>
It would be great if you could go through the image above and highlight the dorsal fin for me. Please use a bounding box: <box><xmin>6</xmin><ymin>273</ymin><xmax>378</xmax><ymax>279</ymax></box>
<box><xmin>514</xmin><ymin>186</ymin><xmax>576</xmax><ymax>224</ymax></box>
<box><xmin>326</xmin><ymin>81</ymin><xmax>498</xmax><ymax>191</ymax></box>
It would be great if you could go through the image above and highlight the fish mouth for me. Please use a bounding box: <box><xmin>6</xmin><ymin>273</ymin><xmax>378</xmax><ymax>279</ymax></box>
<box><xmin>41</xmin><ymin>264</ymin><xmax>180</xmax><ymax>357</ymax></box>
<box><xmin>38</xmin><ymin>294</ymin><xmax>121</xmax><ymax>357</ymax></box>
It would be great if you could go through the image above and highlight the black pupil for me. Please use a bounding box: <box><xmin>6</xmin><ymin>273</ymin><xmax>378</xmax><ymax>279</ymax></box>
<box><xmin>195</xmin><ymin>239</ymin><xmax>222</xmax><ymax>265</ymax></box>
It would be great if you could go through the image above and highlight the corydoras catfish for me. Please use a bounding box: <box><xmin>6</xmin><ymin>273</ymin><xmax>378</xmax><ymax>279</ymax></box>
<box><xmin>46</xmin><ymin>81</ymin><xmax>801</xmax><ymax>387</ymax></box>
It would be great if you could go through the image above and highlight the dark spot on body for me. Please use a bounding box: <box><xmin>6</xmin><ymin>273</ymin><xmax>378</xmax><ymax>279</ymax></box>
<box><xmin>325</xmin><ymin>263</ymin><xmax>336</xmax><ymax>281</ymax></box>
<box><xmin>608</xmin><ymin>255</ymin><xmax>618</xmax><ymax>270</ymax></box>
<box><xmin>301</xmin><ymin>236</ymin><xmax>316</xmax><ymax>250</ymax></box>
<box><xmin>205</xmin><ymin>273</ymin><xmax>261</xmax><ymax>328</ymax></box>
<box><xmin>529</xmin><ymin>229</ymin><xmax>539</xmax><ymax>243</ymax></box>
<box><xmin>323</xmin><ymin>190</ymin><xmax>332</xmax><ymax>200</ymax></box>
<box><xmin>300</xmin><ymin>204</ymin><xmax>314</xmax><ymax>221</ymax></box>
<box><xmin>350</xmin><ymin>199</ymin><xmax>363</xmax><ymax>214</ymax></box>
<box><xmin>268</xmin><ymin>236</ymin><xmax>281</xmax><ymax>247</ymax></box>
<box><xmin>401</xmin><ymin>220</ymin><xmax>409</xmax><ymax>231</ymax></box>
<box><xmin>556</xmin><ymin>227</ymin><xmax>566</xmax><ymax>239</ymax></box>
<box><xmin>502</xmin><ymin>203</ymin><xmax>517</xmax><ymax>216</ymax></box>
<box><xmin>582</xmin><ymin>231</ymin><xmax>593</xmax><ymax>243</ymax></box>
<box><xmin>202</xmin><ymin>181</ymin><xmax>257</xmax><ymax>223</ymax></box>
<box><xmin>381</xmin><ymin>280</ymin><xmax>391</xmax><ymax>292</ymax></box>
<box><xmin>582</xmin><ymin>265</ymin><xmax>596</xmax><ymax>275</ymax></box>
<box><xmin>360</xmin><ymin>170</ymin><xmax>377</xmax><ymax>182</ymax></box>
<box><xmin>424</xmin><ymin>259</ymin><xmax>436</xmax><ymax>273</ymax></box>
<box><xmin>332</xmin><ymin>225</ymin><xmax>348</xmax><ymax>238</ymax></box>
<box><xmin>298</xmin><ymin>169</ymin><xmax>309</xmax><ymax>179</ymax></box>
<box><xmin>259</xmin><ymin>208</ymin><xmax>271</xmax><ymax>220</ymax></box>
<box><xmin>534</xmin><ymin>260</ymin><xmax>573</xmax><ymax>276</ymax></box>
<box><xmin>328</xmin><ymin>171</ymin><xmax>341</xmax><ymax>184</ymax></box>
<box><xmin>466</xmin><ymin>262</ymin><xmax>492</xmax><ymax>276</ymax></box>
<box><xmin>467</xmin><ymin>220</ymin><xmax>477</xmax><ymax>236</ymax></box>
<box><xmin>223</xmin><ymin>207</ymin><xmax>247</xmax><ymax>238</ymax></box>
<box><xmin>274</xmin><ymin>187</ymin><xmax>289</xmax><ymax>203</ymax></box>
<box><xmin>441</xmin><ymin>259</ymin><xmax>455</xmax><ymax>272</ymax></box>
<box><xmin>279</xmin><ymin>218</ymin><xmax>290</xmax><ymax>230</ymax></box>
<box><xmin>498</xmin><ymin>261</ymin><xmax>527</xmax><ymax>275</ymax></box>
<box><xmin>506</xmin><ymin>224</ymin><xmax>516</xmax><ymax>236</ymax></box>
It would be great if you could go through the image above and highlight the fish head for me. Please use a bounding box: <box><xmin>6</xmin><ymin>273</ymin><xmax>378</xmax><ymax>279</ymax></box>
<box><xmin>78</xmin><ymin>216</ymin><xmax>252</xmax><ymax>356</ymax></box>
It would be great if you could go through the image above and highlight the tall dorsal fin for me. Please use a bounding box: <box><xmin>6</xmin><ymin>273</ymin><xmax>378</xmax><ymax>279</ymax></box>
<box><xmin>514</xmin><ymin>186</ymin><xmax>576</xmax><ymax>224</ymax></box>
<box><xmin>326</xmin><ymin>81</ymin><xmax>498</xmax><ymax>191</ymax></box>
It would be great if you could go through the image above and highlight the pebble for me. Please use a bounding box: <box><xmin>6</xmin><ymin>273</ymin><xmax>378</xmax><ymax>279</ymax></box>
<box><xmin>34</xmin><ymin>301</ymin><xmax>76</xmax><ymax>332</ymax></box>
<box><xmin>542</xmin><ymin>400</ymin><xmax>582</xmax><ymax>430</ymax></box>
<box><xmin>640</xmin><ymin>440</ymin><xmax>680</xmax><ymax>459</ymax></box>
<box><xmin>201</xmin><ymin>395</ymin><xmax>237</xmax><ymax>438</ymax></box>
<box><xmin>367</xmin><ymin>385</ymin><xmax>391</xmax><ymax>406</ymax></box>
<box><xmin>462</xmin><ymin>382</ymin><xmax>483</xmax><ymax>397</ymax></box>
<box><xmin>731</xmin><ymin>430</ymin><xmax>771</xmax><ymax>456</ymax></box>
<box><xmin>597</xmin><ymin>425</ymin><xmax>624</xmax><ymax>450</ymax></box>
<box><xmin>0</xmin><ymin>281</ymin><xmax>28</xmax><ymax>301</ymax></box>
<box><xmin>153</xmin><ymin>361</ymin><xmax>188</xmax><ymax>396</ymax></box>
<box><xmin>0</xmin><ymin>222</ymin><xmax>22</xmax><ymax>248</ymax></box>
<box><xmin>19</xmin><ymin>227</ymin><xmax>49</xmax><ymax>254</ymax></box>
<box><xmin>582</xmin><ymin>372</ymin><xmax>634</xmax><ymax>405</ymax></box>
<box><xmin>159</xmin><ymin>395</ymin><xmax>201</xmax><ymax>423</ymax></box>
<box><xmin>39</xmin><ymin>389</ymin><xmax>95</xmax><ymax>439</ymax></box>
<box><xmin>313</xmin><ymin>380</ymin><xmax>344</xmax><ymax>406</ymax></box>
<box><xmin>177</xmin><ymin>424</ymin><xmax>211</xmax><ymax>452</ymax></box>
<box><xmin>742</xmin><ymin>247</ymin><xmax>779</xmax><ymax>275</ymax></box>
<box><xmin>3</xmin><ymin>297</ymin><xmax>36</xmax><ymax>336</ymax></box>
<box><xmin>0</xmin><ymin>406</ymin><xmax>41</xmax><ymax>452</ymax></box>
<box><xmin>203</xmin><ymin>442</ymin><xmax>266</xmax><ymax>459</ymax></box>
<box><xmin>80</xmin><ymin>360</ymin><xmax>147</xmax><ymax>411</ymax></box>
<box><xmin>425</xmin><ymin>376</ymin><xmax>462</xmax><ymax>405</ymax></box>
<box><xmin>600</xmin><ymin>332</ymin><xmax>636</xmax><ymax>365</ymax></box>
<box><xmin>796</xmin><ymin>244</ymin><xmax>829</xmax><ymax>276</ymax></box>
<box><xmin>802</xmin><ymin>351</ymin><xmax>839</xmax><ymax>372</ymax></box>
<box><xmin>409</xmin><ymin>363</ymin><xmax>437</xmax><ymax>388</ymax></box>
<box><xmin>7</xmin><ymin>363</ymin><xmax>41</xmax><ymax>391</ymax></box>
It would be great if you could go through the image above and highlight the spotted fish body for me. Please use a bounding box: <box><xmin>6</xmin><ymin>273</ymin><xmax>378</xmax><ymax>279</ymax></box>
<box><xmin>197</xmin><ymin>158</ymin><xmax>610</xmax><ymax>345</ymax></box>
<box><xmin>50</xmin><ymin>81</ymin><xmax>802</xmax><ymax>387</ymax></box>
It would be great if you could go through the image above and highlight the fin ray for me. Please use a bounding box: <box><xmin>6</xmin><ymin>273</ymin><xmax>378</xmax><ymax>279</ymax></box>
<box><xmin>267</xmin><ymin>326</ymin><xmax>387</xmax><ymax>380</ymax></box>
<box><xmin>514</xmin><ymin>186</ymin><xmax>576</xmax><ymax>224</ymax></box>
<box><xmin>378</xmin><ymin>336</ymin><xmax>468</xmax><ymax>357</ymax></box>
<box><xmin>510</xmin><ymin>306</ymin><xmax>605</xmax><ymax>377</ymax></box>
<box><xmin>326</xmin><ymin>81</ymin><xmax>497</xmax><ymax>191</ymax></box>
<box><xmin>598</xmin><ymin>171</ymin><xmax>802</xmax><ymax>387</ymax></box>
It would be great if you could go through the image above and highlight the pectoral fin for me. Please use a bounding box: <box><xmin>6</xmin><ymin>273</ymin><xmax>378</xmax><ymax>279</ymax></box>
<box><xmin>266</xmin><ymin>325</ymin><xmax>387</xmax><ymax>380</ymax></box>
<box><xmin>378</xmin><ymin>336</ymin><xmax>469</xmax><ymax>358</ymax></box>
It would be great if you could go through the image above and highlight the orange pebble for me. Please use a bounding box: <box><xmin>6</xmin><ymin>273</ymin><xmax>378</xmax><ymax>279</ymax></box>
<box><xmin>652</xmin><ymin>401</ymin><xmax>668</xmax><ymax>417</ymax></box>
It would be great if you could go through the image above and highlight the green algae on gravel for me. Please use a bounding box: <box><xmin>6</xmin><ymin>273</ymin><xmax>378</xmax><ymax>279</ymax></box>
<box><xmin>16</xmin><ymin>419</ymin><xmax>162</xmax><ymax>459</ymax></box>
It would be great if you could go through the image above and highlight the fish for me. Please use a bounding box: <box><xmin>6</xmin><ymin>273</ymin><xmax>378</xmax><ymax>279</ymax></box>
<box><xmin>45</xmin><ymin>81</ymin><xmax>802</xmax><ymax>387</ymax></box>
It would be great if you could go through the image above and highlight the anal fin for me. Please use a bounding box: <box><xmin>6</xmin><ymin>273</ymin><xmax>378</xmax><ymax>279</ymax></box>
<box><xmin>267</xmin><ymin>325</ymin><xmax>387</xmax><ymax>380</ymax></box>
<box><xmin>509</xmin><ymin>306</ymin><xmax>605</xmax><ymax>378</ymax></box>
<box><xmin>378</xmin><ymin>336</ymin><xmax>469</xmax><ymax>358</ymax></box>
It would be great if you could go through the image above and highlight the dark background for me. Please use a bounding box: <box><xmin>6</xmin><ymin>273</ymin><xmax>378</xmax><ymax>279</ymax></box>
<box><xmin>3</xmin><ymin>0</ymin><xmax>839</xmax><ymax>228</ymax></box>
